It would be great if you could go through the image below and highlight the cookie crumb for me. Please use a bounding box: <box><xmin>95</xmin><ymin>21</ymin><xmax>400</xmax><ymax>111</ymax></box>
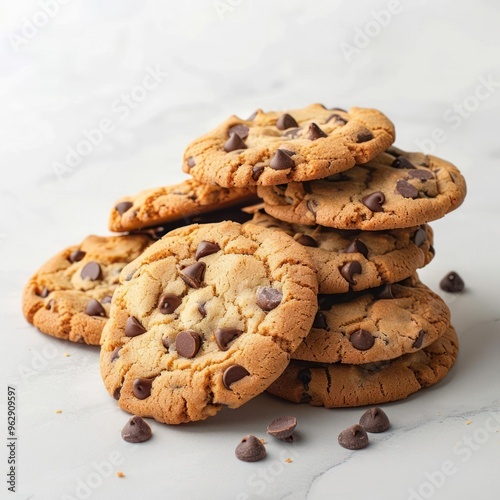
<box><xmin>466</xmin><ymin>420</ymin><xmax>473</xmax><ymax>425</ymax></box>
<box><xmin>117</xmin><ymin>471</ymin><xmax>125</xmax><ymax>478</ymax></box>
<box><xmin>260</xmin><ymin>438</ymin><xmax>267</xmax><ymax>444</ymax></box>
<box><xmin>55</xmin><ymin>409</ymin><xmax>62</xmax><ymax>414</ymax></box>
<box><xmin>285</xmin><ymin>458</ymin><xmax>293</xmax><ymax>463</ymax></box>
<box><xmin>64</xmin><ymin>353</ymin><xmax>71</xmax><ymax>357</ymax></box>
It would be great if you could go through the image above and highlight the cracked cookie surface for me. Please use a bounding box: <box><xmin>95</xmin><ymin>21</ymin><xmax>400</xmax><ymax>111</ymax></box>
<box><xmin>22</xmin><ymin>234</ymin><xmax>152</xmax><ymax>345</ymax></box>
<box><xmin>109</xmin><ymin>178</ymin><xmax>258</xmax><ymax>232</ymax></box>
<box><xmin>293</xmin><ymin>275</ymin><xmax>450</xmax><ymax>364</ymax></box>
<box><xmin>246</xmin><ymin>211</ymin><xmax>434</xmax><ymax>294</ymax></box>
<box><xmin>183</xmin><ymin>104</ymin><xmax>395</xmax><ymax>187</ymax></box>
<box><xmin>99</xmin><ymin>221</ymin><xmax>318</xmax><ymax>424</ymax></box>
<box><xmin>258</xmin><ymin>148</ymin><xmax>466</xmax><ymax>230</ymax></box>
<box><xmin>267</xmin><ymin>325</ymin><xmax>458</xmax><ymax>407</ymax></box>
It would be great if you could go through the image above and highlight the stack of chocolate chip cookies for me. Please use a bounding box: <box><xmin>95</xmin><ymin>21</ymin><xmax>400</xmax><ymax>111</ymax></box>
<box><xmin>22</xmin><ymin>103</ymin><xmax>467</xmax><ymax>424</ymax></box>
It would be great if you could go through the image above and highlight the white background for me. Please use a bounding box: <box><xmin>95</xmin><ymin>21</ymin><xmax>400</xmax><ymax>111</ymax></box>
<box><xmin>1</xmin><ymin>0</ymin><xmax>500</xmax><ymax>499</ymax></box>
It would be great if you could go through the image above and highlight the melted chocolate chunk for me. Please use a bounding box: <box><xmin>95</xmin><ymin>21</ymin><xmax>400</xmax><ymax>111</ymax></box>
<box><xmin>344</xmin><ymin>239</ymin><xmax>368</xmax><ymax>258</ymax></box>
<box><xmin>362</xmin><ymin>192</ymin><xmax>385</xmax><ymax>212</ymax></box>
<box><xmin>340</xmin><ymin>261</ymin><xmax>362</xmax><ymax>285</ymax></box>
<box><xmin>295</xmin><ymin>234</ymin><xmax>318</xmax><ymax>247</ymax></box>
<box><xmin>252</xmin><ymin>166</ymin><xmax>264</xmax><ymax>180</ymax></box>
<box><xmin>413</xmin><ymin>330</ymin><xmax>425</xmax><ymax>349</ymax></box>
<box><xmin>356</xmin><ymin>129</ymin><xmax>373</xmax><ymax>143</ymax></box>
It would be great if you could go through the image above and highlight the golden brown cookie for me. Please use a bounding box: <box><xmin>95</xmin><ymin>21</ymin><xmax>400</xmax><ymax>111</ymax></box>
<box><xmin>99</xmin><ymin>221</ymin><xmax>318</xmax><ymax>424</ymax></box>
<box><xmin>183</xmin><ymin>104</ymin><xmax>395</xmax><ymax>187</ymax></box>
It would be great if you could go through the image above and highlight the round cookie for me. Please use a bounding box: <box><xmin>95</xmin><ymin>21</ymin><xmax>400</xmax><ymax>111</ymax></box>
<box><xmin>109</xmin><ymin>178</ymin><xmax>258</xmax><ymax>232</ymax></box>
<box><xmin>22</xmin><ymin>234</ymin><xmax>152</xmax><ymax>345</ymax></box>
<box><xmin>258</xmin><ymin>148</ymin><xmax>466</xmax><ymax>230</ymax></box>
<box><xmin>267</xmin><ymin>326</ymin><xmax>458</xmax><ymax>408</ymax></box>
<box><xmin>246</xmin><ymin>210</ymin><xmax>434</xmax><ymax>294</ymax></box>
<box><xmin>183</xmin><ymin>104</ymin><xmax>395</xmax><ymax>187</ymax></box>
<box><xmin>293</xmin><ymin>276</ymin><xmax>450</xmax><ymax>364</ymax></box>
<box><xmin>99</xmin><ymin>221</ymin><xmax>318</xmax><ymax>424</ymax></box>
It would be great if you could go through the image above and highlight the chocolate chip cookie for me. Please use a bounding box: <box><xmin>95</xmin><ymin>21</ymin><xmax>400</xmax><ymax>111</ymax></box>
<box><xmin>109</xmin><ymin>178</ymin><xmax>258</xmax><ymax>232</ymax></box>
<box><xmin>258</xmin><ymin>148</ymin><xmax>466</xmax><ymax>230</ymax></box>
<box><xmin>100</xmin><ymin>221</ymin><xmax>318</xmax><ymax>424</ymax></box>
<box><xmin>183</xmin><ymin>104</ymin><xmax>395</xmax><ymax>187</ymax></box>
<box><xmin>267</xmin><ymin>325</ymin><xmax>458</xmax><ymax>407</ymax></box>
<box><xmin>22</xmin><ymin>234</ymin><xmax>152</xmax><ymax>345</ymax></box>
<box><xmin>293</xmin><ymin>276</ymin><xmax>450</xmax><ymax>364</ymax></box>
<box><xmin>246</xmin><ymin>211</ymin><xmax>434</xmax><ymax>294</ymax></box>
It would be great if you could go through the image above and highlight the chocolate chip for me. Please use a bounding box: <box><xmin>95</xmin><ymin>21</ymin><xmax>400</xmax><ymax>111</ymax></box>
<box><xmin>362</xmin><ymin>192</ymin><xmax>385</xmax><ymax>212</ymax></box>
<box><xmin>413</xmin><ymin>228</ymin><xmax>427</xmax><ymax>247</ymax></box>
<box><xmin>69</xmin><ymin>249</ymin><xmax>86</xmax><ymax>263</ymax></box>
<box><xmin>325</xmin><ymin>172</ymin><xmax>351</xmax><ymax>182</ymax></box>
<box><xmin>267</xmin><ymin>416</ymin><xmax>297</xmax><ymax>442</ymax></box>
<box><xmin>198</xmin><ymin>302</ymin><xmax>207</xmax><ymax>318</ymax></box>
<box><xmin>407</xmin><ymin>169</ymin><xmax>434</xmax><ymax>180</ymax></box>
<box><xmin>350</xmin><ymin>329</ymin><xmax>374</xmax><ymax>350</ymax></box>
<box><xmin>256</xmin><ymin>287</ymin><xmax>283</xmax><ymax>311</ymax></box>
<box><xmin>175</xmin><ymin>330</ymin><xmax>201</xmax><ymax>358</ymax></box>
<box><xmin>102</xmin><ymin>295</ymin><xmax>113</xmax><ymax>304</ymax></box>
<box><xmin>356</xmin><ymin>129</ymin><xmax>373</xmax><ymax>143</ymax></box>
<box><xmin>297</xmin><ymin>368</ymin><xmax>311</xmax><ymax>390</ymax></box>
<box><xmin>121</xmin><ymin>415</ymin><xmax>152</xmax><ymax>443</ymax></box>
<box><xmin>280</xmin><ymin>149</ymin><xmax>296</xmax><ymax>156</ymax></box>
<box><xmin>338</xmin><ymin>424</ymin><xmax>369</xmax><ymax>450</ymax></box>
<box><xmin>37</xmin><ymin>287</ymin><xmax>49</xmax><ymax>298</ymax></box>
<box><xmin>113</xmin><ymin>387</ymin><xmax>121</xmax><ymax>400</ymax></box>
<box><xmin>186</xmin><ymin>156</ymin><xmax>196</xmax><ymax>168</ymax></box>
<box><xmin>235</xmin><ymin>435</ymin><xmax>266</xmax><ymax>462</ymax></box>
<box><xmin>80</xmin><ymin>262</ymin><xmax>102</xmax><ymax>281</ymax></box>
<box><xmin>115</xmin><ymin>201</ymin><xmax>133</xmax><ymax>215</ymax></box>
<box><xmin>392</xmin><ymin>156</ymin><xmax>416</xmax><ymax>169</ymax></box>
<box><xmin>215</xmin><ymin>328</ymin><xmax>242</xmax><ymax>351</ymax></box>
<box><xmin>307</xmin><ymin>123</ymin><xmax>327</xmax><ymax>141</ymax></box>
<box><xmin>158</xmin><ymin>293</ymin><xmax>182</xmax><ymax>314</ymax></box>
<box><xmin>270</xmin><ymin>149</ymin><xmax>295</xmax><ymax>170</ymax></box>
<box><xmin>162</xmin><ymin>337</ymin><xmax>170</xmax><ymax>350</ymax></box>
<box><xmin>344</xmin><ymin>239</ymin><xmax>368</xmax><ymax>258</ymax></box>
<box><xmin>252</xmin><ymin>166</ymin><xmax>264</xmax><ymax>180</ymax></box>
<box><xmin>359</xmin><ymin>407</ymin><xmax>390</xmax><ymax>433</ymax></box>
<box><xmin>125</xmin><ymin>316</ymin><xmax>147</xmax><ymax>337</ymax></box>
<box><xmin>413</xmin><ymin>330</ymin><xmax>425</xmax><ymax>349</ymax></box>
<box><xmin>439</xmin><ymin>271</ymin><xmax>465</xmax><ymax>293</ymax></box>
<box><xmin>228</xmin><ymin>124</ymin><xmax>249</xmax><ymax>139</ymax></box>
<box><xmin>180</xmin><ymin>262</ymin><xmax>206</xmax><ymax>288</ymax></box>
<box><xmin>133</xmin><ymin>378</ymin><xmax>153</xmax><ymax>399</ymax></box>
<box><xmin>307</xmin><ymin>199</ymin><xmax>318</xmax><ymax>214</ymax></box>
<box><xmin>46</xmin><ymin>299</ymin><xmax>55</xmax><ymax>310</ymax></box>
<box><xmin>396</xmin><ymin>179</ymin><xmax>419</xmax><ymax>199</ymax></box>
<box><xmin>429</xmin><ymin>245</ymin><xmax>435</xmax><ymax>256</ymax></box>
<box><xmin>276</xmin><ymin>113</ymin><xmax>298</xmax><ymax>130</ymax></box>
<box><xmin>223</xmin><ymin>365</ymin><xmax>250</xmax><ymax>389</ymax></box>
<box><xmin>312</xmin><ymin>311</ymin><xmax>329</xmax><ymax>330</ymax></box>
<box><xmin>111</xmin><ymin>347</ymin><xmax>121</xmax><ymax>362</ymax></box>
<box><xmin>326</xmin><ymin>113</ymin><xmax>347</xmax><ymax>125</ymax></box>
<box><xmin>340</xmin><ymin>261</ymin><xmax>362</xmax><ymax>285</ymax></box>
<box><xmin>377</xmin><ymin>284</ymin><xmax>394</xmax><ymax>300</ymax></box>
<box><xmin>295</xmin><ymin>234</ymin><xmax>318</xmax><ymax>247</ymax></box>
<box><xmin>224</xmin><ymin>132</ymin><xmax>247</xmax><ymax>152</ymax></box>
<box><xmin>85</xmin><ymin>299</ymin><xmax>106</xmax><ymax>317</ymax></box>
<box><xmin>195</xmin><ymin>241</ymin><xmax>220</xmax><ymax>260</ymax></box>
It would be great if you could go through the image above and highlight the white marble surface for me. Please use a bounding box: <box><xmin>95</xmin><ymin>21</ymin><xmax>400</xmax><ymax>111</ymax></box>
<box><xmin>1</xmin><ymin>1</ymin><xmax>500</xmax><ymax>499</ymax></box>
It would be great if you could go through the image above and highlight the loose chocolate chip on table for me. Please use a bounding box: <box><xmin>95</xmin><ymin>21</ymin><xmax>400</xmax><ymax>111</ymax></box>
<box><xmin>295</xmin><ymin>234</ymin><xmax>318</xmax><ymax>247</ymax></box>
<box><xmin>224</xmin><ymin>132</ymin><xmax>247</xmax><ymax>153</ymax></box>
<box><xmin>85</xmin><ymin>299</ymin><xmax>106</xmax><ymax>317</ymax></box>
<box><xmin>215</xmin><ymin>328</ymin><xmax>242</xmax><ymax>351</ymax></box>
<box><xmin>392</xmin><ymin>156</ymin><xmax>416</xmax><ymax>169</ymax></box>
<box><xmin>350</xmin><ymin>329</ymin><xmax>375</xmax><ymax>351</ymax></box>
<box><xmin>158</xmin><ymin>293</ymin><xmax>182</xmax><ymax>314</ymax></box>
<box><xmin>413</xmin><ymin>330</ymin><xmax>425</xmax><ymax>349</ymax></box>
<box><xmin>413</xmin><ymin>227</ymin><xmax>427</xmax><ymax>247</ymax></box>
<box><xmin>133</xmin><ymin>378</ymin><xmax>153</xmax><ymax>400</ymax></box>
<box><xmin>377</xmin><ymin>284</ymin><xmax>394</xmax><ymax>300</ymax></box>
<box><xmin>102</xmin><ymin>295</ymin><xmax>113</xmax><ymax>304</ymax></box>
<box><xmin>326</xmin><ymin>113</ymin><xmax>347</xmax><ymax>124</ymax></box>
<box><xmin>175</xmin><ymin>330</ymin><xmax>201</xmax><ymax>358</ymax></box>
<box><xmin>256</xmin><ymin>286</ymin><xmax>283</xmax><ymax>311</ymax></box>
<box><xmin>180</xmin><ymin>262</ymin><xmax>206</xmax><ymax>289</ymax></box>
<box><xmin>338</xmin><ymin>424</ymin><xmax>369</xmax><ymax>450</ymax></box>
<box><xmin>439</xmin><ymin>271</ymin><xmax>465</xmax><ymax>293</ymax></box>
<box><xmin>359</xmin><ymin>407</ymin><xmax>390</xmax><ymax>433</ymax></box>
<box><xmin>111</xmin><ymin>347</ymin><xmax>121</xmax><ymax>362</ymax></box>
<box><xmin>362</xmin><ymin>192</ymin><xmax>385</xmax><ymax>212</ymax></box>
<box><xmin>235</xmin><ymin>435</ymin><xmax>266</xmax><ymax>462</ymax></box>
<box><xmin>80</xmin><ymin>262</ymin><xmax>102</xmax><ymax>281</ymax></box>
<box><xmin>344</xmin><ymin>239</ymin><xmax>368</xmax><ymax>258</ymax></box>
<box><xmin>313</xmin><ymin>311</ymin><xmax>329</xmax><ymax>330</ymax></box>
<box><xmin>252</xmin><ymin>166</ymin><xmax>264</xmax><ymax>180</ymax></box>
<box><xmin>125</xmin><ymin>316</ymin><xmax>147</xmax><ymax>337</ymax></box>
<box><xmin>270</xmin><ymin>149</ymin><xmax>295</xmax><ymax>170</ymax></box>
<box><xmin>115</xmin><ymin>201</ymin><xmax>133</xmax><ymax>215</ymax></box>
<box><xmin>396</xmin><ymin>179</ymin><xmax>419</xmax><ymax>199</ymax></box>
<box><xmin>267</xmin><ymin>416</ymin><xmax>297</xmax><ymax>442</ymax></box>
<box><xmin>121</xmin><ymin>415</ymin><xmax>152</xmax><ymax>443</ymax></box>
<box><xmin>356</xmin><ymin>129</ymin><xmax>373</xmax><ymax>143</ymax></box>
<box><xmin>228</xmin><ymin>124</ymin><xmax>249</xmax><ymax>139</ymax></box>
<box><xmin>407</xmin><ymin>169</ymin><xmax>434</xmax><ymax>180</ymax></box>
<box><xmin>69</xmin><ymin>249</ymin><xmax>86</xmax><ymax>263</ymax></box>
<box><xmin>297</xmin><ymin>368</ymin><xmax>312</xmax><ymax>390</ymax></box>
<box><xmin>340</xmin><ymin>261</ymin><xmax>362</xmax><ymax>285</ymax></box>
<box><xmin>186</xmin><ymin>156</ymin><xmax>196</xmax><ymax>168</ymax></box>
<box><xmin>195</xmin><ymin>241</ymin><xmax>220</xmax><ymax>260</ymax></box>
<box><xmin>223</xmin><ymin>365</ymin><xmax>250</xmax><ymax>389</ymax></box>
<box><xmin>307</xmin><ymin>123</ymin><xmax>328</xmax><ymax>141</ymax></box>
<box><xmin>276</xmin><ymin>113</ymin><xmax>298</xmax><ymax>130</ymax></box>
